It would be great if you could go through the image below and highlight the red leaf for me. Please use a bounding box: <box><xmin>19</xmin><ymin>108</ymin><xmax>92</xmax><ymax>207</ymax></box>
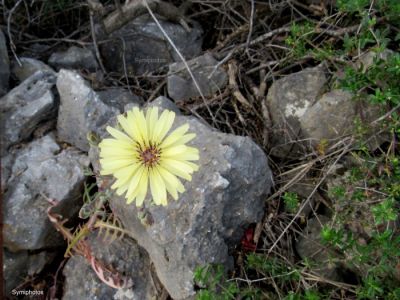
<box><xmin>241</xmin><ymin>227</ymin><xmax>257</xmax><ymax>252</ymax></box>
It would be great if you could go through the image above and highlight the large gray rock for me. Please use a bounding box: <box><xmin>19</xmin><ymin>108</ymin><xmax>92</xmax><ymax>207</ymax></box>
<box><xmin>267</xmin><ymin>65</ymin><xmax>327</xmax><ymax>158</ymax></box>
<box><xmin>62</xmin><ymin>232</ymin><xmax>156</xmax><ymax>300</ymax></box>
<box><xmin>48</xmin><ymin>46</ymin><xmax>98</xmax><ymax>71</ymax></box>
<box><xmin>100</xmin><ymin>15</ymin><xmax>203</xmax><ymax>75</ymax></box>
<box><xmin>0</xmin><ymin>70</ymin><xmax>56</xmax><ymax>154</ymax></box>
<box><xmin>266</xmin><ymin>65</ymin><xmax>384</xmax><ymax>158</ymax></box>
<box><xmin>3</xmin><ymin>134</ymin><xmax>89</xmax><ymax>251</ymax></box>
<box><xmin>168</xmin><ymin>53</ymin><xmax>227</xmax><ymax>101</ymax></box>
<box><xmin>0</xmin><ymin>30</ymin><xmax>10</xmax><ymax>96</ymax></box>
<box><xmin>90</xmin><ymin>110</ymin><xmax>273</xmax><ymax>299</ymax></box>
<box><xmin>300</xmin><ymin>89</ymin><xmax>384</xmax><ymax>149</ymax></box>
<box><xmin>57</xmin><ymin>69</ymin><xmax>119</xmax><ymax>152</ymax></box>
<box><xmin>4</xmin><ymin>249</ymin><xmax>56</xmax><ymax>295</ymax></box>
<box><xmin>11</xmin><ymin>57</ymin><xmax>55</xmax><ymax>82</ymax></box>
<box><xmin>301</xmin><ymin>90</ymin><xmax>355</xmax><ymax>140</ymax></box>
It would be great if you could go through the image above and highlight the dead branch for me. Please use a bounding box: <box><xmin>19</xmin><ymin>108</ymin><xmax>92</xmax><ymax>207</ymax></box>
<box><xmin>101</xmin><ymin>0</ymin><xmax>184</xmax><ymax>35</ymax></box>
<box><xmin>228</xmin><ymin>60</ymin><xmax>252</xmax><ymax>109</ymax></box>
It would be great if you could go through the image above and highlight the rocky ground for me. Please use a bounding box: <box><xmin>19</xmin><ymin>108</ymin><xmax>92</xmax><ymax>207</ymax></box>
<box><xmin>1</xmin><ymin>1</ymin><xmax>399</xmax><ymax>300</ymax></box>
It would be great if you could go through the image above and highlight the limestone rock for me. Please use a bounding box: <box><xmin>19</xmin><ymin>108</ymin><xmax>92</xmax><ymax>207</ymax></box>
<box><xmin>62</xmin><ymin>232</ymin><xmax>156</xmax><ymax>300</ymax></box>
<box><xmin>48</xmin><ymin>46</ymin><xmax>98</xmax><ymax>71</ymax></box>
<box><xmin>301</xmin><ymin>89</ymin><xmax>355</xmax><ymax>140</ymax></box>
<box><xmin>267</xmin><ymin>64</ymin><xmax>327</xmax><ymax>158</ymax></box>
<box><xmin>56</xmin><ymin>69</ymin><xmax>119</xmax><ymax>152</ymax></box>
<box><xmin>3</xmin><ymin>134</ymin><xmax>89</xmax><ymax>251</ymax></box>
<box><xmin>266</xmin><ymin>64</ymin><xmax>385</xmax><ymax>158</ymax></box>
<box><xmin>168</xmin><ymin>53</ymin><xmax>227</xmax><ymax>101</ymax></box>
<box><xmin>0</xmin><ymin>70</ymin><xmax>56</xmax><ymax>154</ymax></box>
<box><xmin>90</xmin><ymin>110</ymin><xmax>273</xmax><ymax>299</ymax></box>
<box><xmin>11</xmin><ymin>57</ymin><xmax>55</xmax><ymax>82</ymax></box>
<box><xmin>100</xmin><ymin>15</ymin><xmax>203</xmax><ymax>75</ymax></box>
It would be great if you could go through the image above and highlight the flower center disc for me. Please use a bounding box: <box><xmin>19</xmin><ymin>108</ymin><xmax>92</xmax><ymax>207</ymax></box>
<box><xmin>140</xmin><ymin>146</ymin><xmax>160</xmax><ymax>168</ymax></box>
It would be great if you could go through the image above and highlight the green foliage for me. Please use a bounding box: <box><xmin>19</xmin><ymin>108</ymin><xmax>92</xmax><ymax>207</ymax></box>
<box><xmin>194</xmin><ymin>265</ymin><xmax>243</xmax><ymax>300</ymax></box>
<box><xmin>285</xmin><ymin>22</ymin><xmax>314</xmax><ymax>59</ymax></box>
<box><xmin>326</xmin><ymin>151</ymin><xmax>400</xmax><ymax>298</ymax></box>
<box><xmin>79</xmin><ymin>182</ymin><xmax>110</xmax><ymax>219</ymax></box>
<box><xmin>337</xmin><ymin>0</ymin><xmax>370</xmax><ymax>13</ymax></box>
<box><xmin>337</xmin><ymin>0</ymin><xmax>400</xmax><ymax>25</ymax></box>
<box><xmin>282</xmin><ymin>192</ymin><xmax>300</xmax><ymax>213</ymax></box>
<box><xmin>246</xmin><ymin>253</ymin><xmax>301</xmax><ymax>282</ymax></box>
<box><xmin>340</xmin><ymin>53</ymin><xmax>400</xmax><ymax>107</ymax></box>
<box><xmin>194</xmin><ymin>265</ymin><xmax>235</xmax><ymax>300</ymax></box>
<box><xmin>283</xmin><ymin>290</ymin><xmax>321</xmax><ymax>300</ymax></box>
<box><xmin>371</xmin><ymin>198</ymin><xmax>398</xmax><ymax>225</ymax></box>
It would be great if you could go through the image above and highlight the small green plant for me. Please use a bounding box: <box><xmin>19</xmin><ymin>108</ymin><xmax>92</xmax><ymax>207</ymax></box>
<box><xmin>282</xmin><ymin>192</ymin><xmax>300</xmax><ymax>213</ymax></box>
<box><xmin>371</xmin><ymin>197</ymin><xmax>398</xmax><ymax>225</ymax></box>
<box><xmin>246</xmin><ymin>253</ymin><xmax>301</xmax><ymax>283</ymax></box>
<box><xmin>194</xmin><ymin>264</ymin><xmax>239</xmax><ymax>300</ymax></box>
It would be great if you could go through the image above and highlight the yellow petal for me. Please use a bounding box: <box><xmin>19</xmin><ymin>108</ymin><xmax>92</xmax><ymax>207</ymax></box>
<box><xmin>99</xmin><ymin>138</ymin><xmax>134</xmax><ymax>149</ymax></box>
<box><xmin>182</xmin><ymin>161</ymin><xmax>199</xmax><ymax>172</ymax></box>
<box><xmin>106</xmin><ymin>126</ymin><xmax>133</xmax><ymax>143</ymax></box>
<box><xmin>153</xmin><ymin>110</ymin><xmax>175</xmax><ymax>143</ymax></box>
<box><xmin>111</xmin><ymin>178</ymin><xmax>124</xmax><ymax>189</ymax></box>
<box><xmin>149</xmin><ymin>168</ymin><xmax>167</xmax><ymax>205</ymax></box>
<box><xmin>132</xmin><ymin>107</ymin><xmax>148</xmax><ymax>147</ymax></box>
<box><xmin>160</xmin><ymin>124</ymin><xmax>189</xmax><ymax>148</ymax></box>
<box><xmin>100</xmin><ymin>158</ymin><xmax>136</xmax><ymax>171</ymax></box>
<box><xmin>117</xmin><ymin>114</ymin><xmax>137</xmax><ymax>141</ymax></box>
<box><xmin>126</xmin><ymin>166</ymin><xmax>145</xmax><ymax>204</ymax></box>
<box><xmin>161</xmin><ymin>145</ymin><xmax>188</xmax><ymax>157</ymax></box>
<box><xmin>114</xmin><ymin>163</ymin><xmax>141</xmax><ymax>191</ymax></box>
<box><xmin>158</xmin><ymin>166</ymin><xmax>185</xmax><ymax>200</ymax></box>
<box><xmin>171</xmin><ymin>147</ymin><xmax>199</xmax><ymax>161</ymax></box>
<box><xmin>116</xmin><ymin>181</ymin><xmax>130</xmax><ymax>195</ymax></box>
<box><xmin>99</xmin><ymin>147</ymin><xmax>136</xmax><ymax>159</ymax></box>
<box><xmin>162</xmin><ymin>133</ymin><xmax>196</xmax><ymax>149</ymax></box>
<box><xmin>146</xmin><ymin>107</ymin><xmax>158</xmax><ymax>143</ymax></box>
<box><xmin>135</xmin><ymin>169</ymin><xmax>149</xmax><ymax>207</ymax></box>
<box><xmin>159</xmin><ymin>159</ymin><xmax>194</xmax><ymax>181</ymax></box>
<box><xmin>126</xmin><ymin>110</ymin><xmax>144</xmax><ymax>145</ymax></box>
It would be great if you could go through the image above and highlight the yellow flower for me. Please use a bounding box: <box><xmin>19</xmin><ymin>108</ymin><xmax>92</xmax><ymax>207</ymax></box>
<box><xmin>99</xmin><ymin>107</ymin><xmax>199</xmax><ymax>207</ymax></box>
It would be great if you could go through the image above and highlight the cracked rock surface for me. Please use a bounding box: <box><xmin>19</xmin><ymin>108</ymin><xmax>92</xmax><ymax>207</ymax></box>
<box><xmin>0</xmin><ymin>70</ymin><xmax>56</xmax><ymax>154</ymax></box>
<box><xmin>56</xmin><ymin>69</ymin><xmax>120</xmax><ymax>152</ymax></box>
<box><xmin>3</xmin><ymin>134</ymin><xmax>89</xmax><ymax>251</ymax></box>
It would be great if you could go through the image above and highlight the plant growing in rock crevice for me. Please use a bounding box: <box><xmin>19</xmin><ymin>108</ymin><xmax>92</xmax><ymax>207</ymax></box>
<box><xmin>44</xmin><ymin>179</ymin><xmax>132</xmax><ymax>290</ymax></box>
